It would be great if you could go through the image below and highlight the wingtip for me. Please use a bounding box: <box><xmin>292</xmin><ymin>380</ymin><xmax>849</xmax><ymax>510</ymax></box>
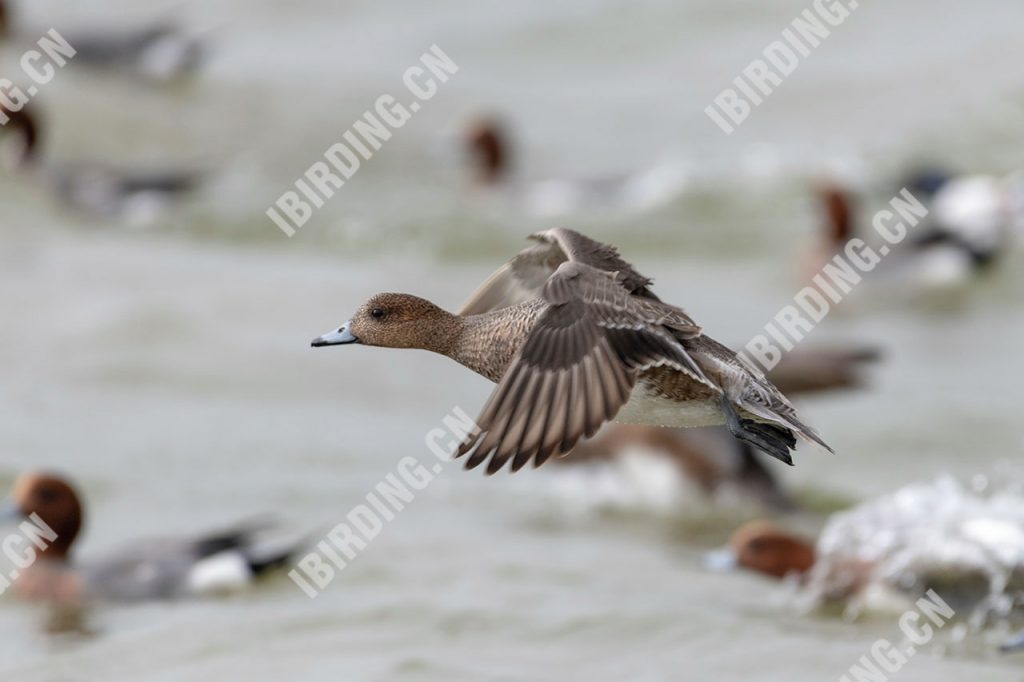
<box><xmin>806</xmin><ymin>430</ymin><xmax>836</xmax><ymax>454</ymax></box>
<box><xmin>526</xmin><ymin>229</ymin><xmax>551</xmax><ymax>243</ymax></box>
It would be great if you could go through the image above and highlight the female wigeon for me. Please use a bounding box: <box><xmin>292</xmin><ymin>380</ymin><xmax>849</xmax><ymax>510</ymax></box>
<box><xmin>554</xmin><ymin>344</ymin><xmax>878</xmax><ymax>511</ymax></box>
<box><xmin>313</xmin><ymin>228</ymin><xmax>832</xmax><ymax>473</ymax></box>
<box><xmin>0</xmin><ymin>472</ymin><xmax>303</xmax><ymax>604</ymax></box>
<box><xmin>1</xmin><ymin>103</ymin><xmax>200</xmax><ymax>221</ymax></box>
<box><xmin>0</xmin><ymin>0</ymin><xmax>205</xmax><ymax>82</ymax></box>
<box><xmin>463</xmin><ymin>117</ymin><xmax>690</xmax><ymax>218</ymax></box>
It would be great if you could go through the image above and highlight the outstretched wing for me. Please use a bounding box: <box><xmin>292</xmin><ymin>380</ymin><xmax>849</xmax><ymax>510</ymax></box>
<box><xmin>456</xmin><ymin>261</ymin><xmax>709</xmax><ymax>474</ymax></box>
<box><xmin>458</xmin><ymin>227</ymin><xmax>659</xmax><ymax>316</ymax></box>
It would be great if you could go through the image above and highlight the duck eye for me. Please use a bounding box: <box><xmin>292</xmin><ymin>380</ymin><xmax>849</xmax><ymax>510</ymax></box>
<box><xmin>36</xmin><ymin>487</ymin><xmax>58</xmax><ymax>504</ymax></box>
<box><xmin>370</xmin><ymin>308</ymin><xmax>385</xmax><ymax>319</ymax></box>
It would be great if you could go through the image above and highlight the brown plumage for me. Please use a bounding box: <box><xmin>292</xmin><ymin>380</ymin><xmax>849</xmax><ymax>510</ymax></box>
<box><xmin>0</xmin><ymin>103</ymin><xmax>40</xmax><ymax>166</ymax></box>
<box><xmin>466</xmin><ymin>118</ymin><xmax>508</xmax><ymax>185</ymax></box>
<box><xmin>12</xmin><ymin>472</ymin><xmax>82</xmax><ymax>561</ymax></box>
<box><xmin>768</xmin><ymin>345</ymin><xmax>880</xmax><ymax>395</ymax></box>
<box><xmin>819</xmin><ymin>181</ymin><xmax>856</xmax><ymax>247</ymax></box>
<box><xmin>313</xmin><ymin>228</ymin><xmax>832</xmax><ymax>474</ymax></box>
<box><xmin>0</xmin><ymin>1</ymin><xmax>10</xmax><ymax>39</ymax></box>
<box><xmin>729</xmin><ymin>520</ymin><xmax>816</xmax><ymax>579</ymax></box>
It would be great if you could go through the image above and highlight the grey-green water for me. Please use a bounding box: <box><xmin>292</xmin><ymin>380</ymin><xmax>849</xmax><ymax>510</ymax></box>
<box><xmin>2</xmin><ymin>1</ymin><xmax>1024</xmax><ymax>680</ymax></box>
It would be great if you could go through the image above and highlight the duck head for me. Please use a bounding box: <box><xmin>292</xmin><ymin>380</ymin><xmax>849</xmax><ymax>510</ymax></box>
<box><xmin>3</xmin><ymin>472</ymin><xmax>83</xmax><ymax>561</ymax></box>
<box><xmin>707</xmin><ymin>520</ymin><xmax>815</xmax><ymax>580</ymax></box>
<box><xmin>465</xmin><ymin>117</ymin><xmax>509</xmax><ymax>186</ymax></box>
<box><xmin>0</xmin><ymin>101</ymin><xmax>41</xmax><ymax>169</ymax></box>
<box><xmin>312</xmin><ymin>293</ymin><xmax>459</xmax><ymax>353</ymax></box>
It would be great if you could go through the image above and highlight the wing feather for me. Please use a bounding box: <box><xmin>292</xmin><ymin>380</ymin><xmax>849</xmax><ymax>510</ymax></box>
<box><xmin>457</xmin><ymin>227</ymin><xmax>661</xmax><ymax>316</ymax></box>
<box><xmin>456</xmin><ymin>260</ymin><xmax>714</xmax><ymax>473</ymax></box>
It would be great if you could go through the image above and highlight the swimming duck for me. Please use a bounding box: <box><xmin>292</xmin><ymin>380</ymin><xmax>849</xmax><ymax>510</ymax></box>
<box><xmin>0</xmin><ymin>1</ymin><xmax>205</xmax><ymax>82</ymax></box>
<box><xmin>1</xmin><ymin>103</ymin><xmax>200</xmax><ymax>221</ymax></box>
<box><xmin>463</xmin><ymin>117</ymin><xmax>690</xmax><ymax>218</ymax></box>
<box><xmin>0</xmin><ymin>472</ymin><xmax>303</xmax><ymax>604</ymax></box>
<box><xmin>1002</xmin><ymin>630</ymin><xmax>1024</xmax><ymax>653</ymax></box>
<box><xmin>709</xmin><ymin>475</ymin><xmax>1024</xmax><ymax>624</ymax></box>
<box><xmin>554</xmin><ymin>344</ymin><xmax>878</xmax><ymax>511</ymax></box>
<box><xmin>753</xmin><ymin>344</ymin><xmax>880</xmax><ymax>397</ymax></box>
<box><xmin>312</xmin><ymin>228</ymin><xmax>832</xmax><ymax>473</ymax></box>
<box><xmin>812</xmin><ymin>177</ymin><xmax>1014</xmax><ymax>291</ymax></box>
<box><xmin>555</xmin><ymin>426</ymin><xmax>799</xmax><ymax>512</ymax></box>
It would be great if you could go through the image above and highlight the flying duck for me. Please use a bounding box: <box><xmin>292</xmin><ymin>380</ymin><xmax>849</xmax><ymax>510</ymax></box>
<box><xmin>313</xmin><ymin>228</ymin><xmax>832</xmax><ymax>474</ymax></box>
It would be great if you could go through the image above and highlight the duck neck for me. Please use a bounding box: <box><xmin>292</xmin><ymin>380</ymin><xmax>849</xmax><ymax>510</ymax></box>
<box><xmin>29</xmin><ymin>515</ymin><xmax>78</xmax><ymax>563</ymax></box>
<box><xmin>417</xmin><ymin>309</ymin><xmax>463</xmax><ymax>358</ymax></box>
<box><xmin>477</xmin><ymin>161</ymin><xmax>505</xmax><ymax>186</ymax></box>
<box><xmin>822</xmin><ymin>185</ymin><xmax>855</xmax><ymax>248</ymax></box>
<box><xmin>471</xmin><ymin>128</ymin><xmax>507</xmax><ymax>186</ymax></box>
<box><xmin>444</xmin><ymin>302</ymin><xmax>541</xmax><ymax>383</ymax></box>
<box><xmin>2</xmin><ymin>108</ymin><xmax>40</xmax><ymax>168</ymax></box>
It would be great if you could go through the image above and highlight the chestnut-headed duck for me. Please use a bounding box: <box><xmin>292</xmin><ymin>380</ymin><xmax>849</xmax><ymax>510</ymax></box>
<box><xmin>554</xmin><ymin>426</ymin><xmax>799</xmax><ymax>513</ymax></box>
<box><xmin>1</xmin><ymin>103</ymin><xmax>200</xmax><ymax>222</ymax></box>
<box><xmin>710</xmin><ymin>475</ymin><xmax>1024</xmax><ymax>625</ymax></box>
<box><xmin>0</xmin><ymin>1</ymin><xmax>205</xmax><ymax>82</ymax></box>
<box><xmin>811</xmin><ymin>176</ymin><xmax>1015</xmax><ymax>292</ymax></box>
<box><xmin>0</xmin><ymin>472</ymin><xmax>303</xmax><ymax>604</ymax></box>
<box><xmin>313</xmin><ymin>228</ymin><xmax>832</xmax><ymax>473</ymax></box>
<box><xmin>463</xmin><ymin>117</ymin><xmax>690</xmax><ymax>218</ymax></box>
<box><xmin>553</xmin><ymin>344</ymin><xmax>878</xmax><ymax>512</ymax></box>
<box><xmin>717</xmin><ymin>519</ymin><xmax>817</xmax><ymax>579</ymax></box>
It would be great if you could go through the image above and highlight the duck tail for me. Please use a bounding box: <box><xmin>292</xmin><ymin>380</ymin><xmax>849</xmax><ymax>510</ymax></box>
<box><xmin>790</xmin><ymin>413</ymin><xmax>831</xmax><ymax>450</ymax></box>
<box><xmin>784</xmin><ymin>413</ymin><xmax>834</xmax><ymax>454</ymax></box>
<box><xmin>243</xmin><ymin>529</ymin><xmax>320</xmax><ymax>577</ymax></box>
<box><xmin>244</xmin><ymin>544</ymin><xmax>304</xmax><ymax>576</ymax></box>
<box><xmin>735</xmin><ymin>396</ymin><xmax>835</xmax><ymax>456</ymax></box>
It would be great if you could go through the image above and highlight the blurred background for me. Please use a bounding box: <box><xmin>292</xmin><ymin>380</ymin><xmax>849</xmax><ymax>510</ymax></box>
<box><xmin>2</xmin><ymin>0</ymin><xmax>1024</xmax><ymax>680</ymax></box>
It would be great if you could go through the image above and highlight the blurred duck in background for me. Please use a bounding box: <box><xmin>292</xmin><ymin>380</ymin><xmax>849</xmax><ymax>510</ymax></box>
<box><xmin>463</xmin><ymin>117</ymin><xmax>691</xmax><ymax>218</ymax></box>
<box><xmin>706</xmin><ymin>474</ymin><xmax>1024</xmax><ymax>645</ymax></box>
<box><xmin>1</xmin><ymin>103</ymin><xmax>202</xmax><ymax>223</ymax></box>
<box><xmin>0</xmin><ymin>472</ymin><xmax>305</xmax><ymax>605</ymax></box>
<box><xmin>551</xmin><ymin>345</ymin><xmax>879</xmax><ymax>513</ymax></box>
<box><xmin>0</xmin><ymin>0</ymin><xmax>205</xmax><ymax>82</ymax></box>
<box><xmin>809</xmin><ymin>173</ymin><xmax>1017</xmax><ymax>294</ymax></box>
<box><xmin>1002</xmin><ymin>629</ymin><xmax>1024</xmax><ymax>654</ymax></box>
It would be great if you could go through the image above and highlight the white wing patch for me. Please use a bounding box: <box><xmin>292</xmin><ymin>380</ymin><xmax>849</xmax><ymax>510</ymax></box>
<box><xmin>185</xmin><ymin>552</ymin><xmax>252</xmax><ymax>595</ymax></box>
